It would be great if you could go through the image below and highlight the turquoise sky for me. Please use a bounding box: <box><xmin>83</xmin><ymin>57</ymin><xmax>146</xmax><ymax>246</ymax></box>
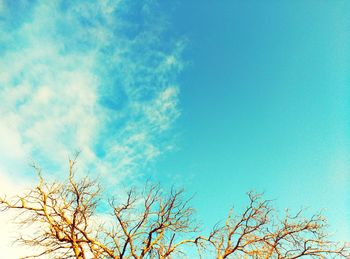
<box><xmin>155</xmin><ymin>0</ymin><xmax>350</xmax><ymax>239</ymax></box>
<box><xmin>0</xmin><ymin>1</ymin><xmax>349</xmax><ymax>253</ymax></box>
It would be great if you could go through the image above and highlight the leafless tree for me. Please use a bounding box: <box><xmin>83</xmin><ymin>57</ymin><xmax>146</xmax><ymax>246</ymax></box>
<box><xmin>198</xmin><ymin>193</ymin><xmax>348</xmax><ymax>259</ymax></box>
<box><xmin>0</xmin><ymin>159</ymin><xmax>348</xmax><ymax>258</ymax></box>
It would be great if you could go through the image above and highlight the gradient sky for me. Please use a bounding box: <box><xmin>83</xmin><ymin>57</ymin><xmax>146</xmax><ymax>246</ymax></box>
<box><xmin>0</xmin><ymin>0</ymin><xmax>350</xmax><ymax>256</ymax></box>
<box><xmin>155</xmin><ymin>0</ymin><xmax>350</xmax><ymax>240</ymax></box>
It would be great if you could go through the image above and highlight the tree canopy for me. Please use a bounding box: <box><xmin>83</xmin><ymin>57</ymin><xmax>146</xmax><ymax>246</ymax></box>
<box><xmin>0</xmin><ymin>159</ymin><xmax>348</xmax><ymax>258</ymax></box>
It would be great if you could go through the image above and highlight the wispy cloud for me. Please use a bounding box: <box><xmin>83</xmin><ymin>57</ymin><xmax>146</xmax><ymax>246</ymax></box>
<box><xmin>0</xmin><ymin>1</ymin><xmax>184</xmax><ymax>256</ymax></box>
<box><xmin>0</xmin><ymin>0</ymin><xmax>184</xmax><ymax>182</ymax></box>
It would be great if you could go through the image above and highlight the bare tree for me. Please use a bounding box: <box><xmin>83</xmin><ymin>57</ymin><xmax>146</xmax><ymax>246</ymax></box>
<box><xmin>199</xmin><ymin>193</ymin><xmax>348</xmax><ymax>259</ymax></box>
<box><xmin>0</xmin><ymin>159</ymin><xmax>348</xmax><ymax>258</ymax></box>
<box><xmin>0</xmin><ymin>158</ymin><xmax>198</xmax><ymax>259</ymax></box>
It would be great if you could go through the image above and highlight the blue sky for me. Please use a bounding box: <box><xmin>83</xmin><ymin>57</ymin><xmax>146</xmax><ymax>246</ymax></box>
<box><xmin>155</xmin><ymin>0</ymin><xmax>350</xmax><ymax>239</ymax></box>
<box><xmin>0</xmin><ymin>0</ymin><xmax>349</xmax><ymax>254</ymax></box>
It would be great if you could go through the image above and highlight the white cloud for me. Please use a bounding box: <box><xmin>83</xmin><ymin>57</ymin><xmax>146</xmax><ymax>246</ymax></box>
<box><xmin>0</xmin><ymin>0</ymin><xmax>184</xmax><ymax>255</ymax></box>
<box><xmin>0</xmin><ymin>168</ymin><xmax>37</xmax><ymax>259</ymax></box>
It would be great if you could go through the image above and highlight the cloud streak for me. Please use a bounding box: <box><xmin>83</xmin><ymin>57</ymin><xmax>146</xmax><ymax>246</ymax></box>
<box><xmin>0</xmin><ymin>1</ymin><xmax>184</xmax><ymax>257</ymax></box>
<box><xmin>0</xmin><ymin>0</ymin><xmax>184</xmax><ymax>181</ymax></box>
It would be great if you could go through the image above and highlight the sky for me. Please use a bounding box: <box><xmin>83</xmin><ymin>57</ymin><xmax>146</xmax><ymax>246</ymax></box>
<box><xmin>0</xmin><ymin>0</ymin><xmax>350</xmax><ymax>256</ymax></box>
<box><xmin>157</xmin><ymin>0</ymin><xmax>350</xmax><ymax>239</ymax></box>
